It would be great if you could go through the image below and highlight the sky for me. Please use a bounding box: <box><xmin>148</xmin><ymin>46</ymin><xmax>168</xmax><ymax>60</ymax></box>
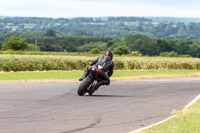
<box><xmin>0</xmin><ymin>0</ymin><xmax>200</xmax><ymax>18</ymax></box>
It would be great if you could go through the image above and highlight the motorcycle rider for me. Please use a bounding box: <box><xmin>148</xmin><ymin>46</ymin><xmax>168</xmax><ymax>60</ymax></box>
<box><xmin>79</xmin><ymin>51</ymin><xmax>114</xmax><ymax>90</ymax></box>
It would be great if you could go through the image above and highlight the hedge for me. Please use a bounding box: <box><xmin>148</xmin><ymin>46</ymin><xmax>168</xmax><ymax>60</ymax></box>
<box><xmin>0</xmin><ymin>54</ymin><xmax>200</xmax><ymax>72</ymax></box>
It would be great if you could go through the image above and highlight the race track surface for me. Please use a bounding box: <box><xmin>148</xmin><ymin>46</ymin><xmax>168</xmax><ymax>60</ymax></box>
<box><xmin>0</xmin><ymin>77</ymin><xmax>200</xmax><ymax>133</ymax></box>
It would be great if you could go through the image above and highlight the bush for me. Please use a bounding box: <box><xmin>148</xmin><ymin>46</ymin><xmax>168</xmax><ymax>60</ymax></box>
<box><xmin>130</xmin><ymin>52</ymin><xmax>142</xmax><ymax>56</ymax></box>
<box><xmin>114</xmin><ymin>46</ymin><xmax>130</xmax><ymax>55</ymax></box>
<box><xmin>113</xmin><ymin>60</ymin><xmax>125</xmax><ymax>69</ymax></box>
<box><xmin>160</xmin><ymin>52</ymin><xmax>168</xmax><ymax>57</ymax></box>
<box><xmin>0</xmin><ymin>55</ymin><xmax>199</xmax><ymax>72</ymax></box>
<box><xmin>168</xmin><ymin>51</ymin><xmax>178</xmax><ymax>57</ymax></box>
<box><xmin>2</xmin><ymin>36</ymin><xmax>28</xmax><ymax>50</ymax></box>
<box><xmin>90</xmin><ymin>48</ymin><xmax>101</xmax><ymax>54</ymax></box>
<box><xmin>127</xmin><ymin>60</ymin><xmax>142</xmax><ymax>69</ymax></box>
<box><xmin>160</xmin><ymin>51</ymin><xmax>178</xmax><ymax>57</ymax></box>
<box><xmin>179</xmin><ymin>54</ymin><xmax>192</xmax><ymax>58</ymax></box>
<box><xmin>0</xmin><ymin>55</ymin><xmax>88</xmax><ymax>72</ymax></box>
<box><xmin>122</xmin><ymin>52</ymin><xmax>142</xmax><ymax>57</ymax></box>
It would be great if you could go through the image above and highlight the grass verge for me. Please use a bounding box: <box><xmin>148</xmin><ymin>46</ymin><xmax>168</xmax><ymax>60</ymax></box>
<box><xmin>0</xmin><ymin>70</ymin><xmax>200</xmax><ymax>81</ymax></box>
<box><xmin>137</xmin><ymin>98</ymin><xmax>200</xmax><ymax>133</ymax></box>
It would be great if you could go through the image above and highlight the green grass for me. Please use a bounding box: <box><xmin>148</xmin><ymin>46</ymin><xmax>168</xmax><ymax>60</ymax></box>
<box><xmin>0</xmin><ymin>71</ymin><xmax>82</xmax><ymax>81</ymax></box>
<box><xmin>0</xmin><ymin>70</ymin><xmax>200</xmax><ymax>81</ymax></box>
<box><xmin>113</xmin><ymin>70</ymin><xmax>200</xmax><ymax>77</ymax></box>
<box><xmin>138</xmin><ymin>99</ymin><xmax>200</xmax><ymax>133</ymax></box>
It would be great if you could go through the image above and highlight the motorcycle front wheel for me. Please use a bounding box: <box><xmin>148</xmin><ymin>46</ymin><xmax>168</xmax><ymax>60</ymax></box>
<box><xmin>88</xmin><ymin>80</ymin><xmax>97</xmax><ymax>96</ymax></box>
<box><xmin>77</xmin><ymin>77</ymin><xmax>92</xmax><ymax>96</ymax></box>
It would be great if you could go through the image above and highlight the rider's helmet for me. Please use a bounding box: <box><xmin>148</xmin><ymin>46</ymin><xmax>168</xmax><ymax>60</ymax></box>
<box><xmin>105</xmin><ymin>51</ymin><xmax>113</xmax><ymax>59</ymax></box>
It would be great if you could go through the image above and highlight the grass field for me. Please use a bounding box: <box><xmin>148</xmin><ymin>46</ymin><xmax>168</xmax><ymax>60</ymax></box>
<box><xmin>1</xmin><ymin>70</ymin><xmax>200</xmax><ymax>81</ymax></box>
<box><xmin>138</xmin><ymin>98</ymin><xmax>200</xmax><ymax>133</ymax></box>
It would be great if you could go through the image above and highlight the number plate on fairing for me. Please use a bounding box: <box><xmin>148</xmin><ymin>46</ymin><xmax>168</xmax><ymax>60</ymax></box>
<box><xmin>91</xmin><ymin>67</ymin><xmax>95</xmax><ymax>71</ymax></box>
<box><xmin>98</xmin><ymin>65</ymin><xmax>103</xmax><ymax>69</ymax></box>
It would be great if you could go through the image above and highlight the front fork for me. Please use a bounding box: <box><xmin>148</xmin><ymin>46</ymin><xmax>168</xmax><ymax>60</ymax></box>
<box><xmin>87</xmin><ymin>80</ymin><xmax>97</xmax><ymax>91</ymax></box>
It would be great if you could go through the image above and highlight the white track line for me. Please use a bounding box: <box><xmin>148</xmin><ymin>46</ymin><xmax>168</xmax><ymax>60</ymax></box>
<box><xmin>129</xmin><ymin>115</ymin><xmax>176</xmax><ymax>133</ymax></box>
<box><xmin>129</xmin><ymin>94</ymin><xmax>200</xmax><ymax>133</ymax></box>
<box><xmin>185</xmin><ymin>94</ymin><xmax>200</xmax><ymax>109</ymax></box>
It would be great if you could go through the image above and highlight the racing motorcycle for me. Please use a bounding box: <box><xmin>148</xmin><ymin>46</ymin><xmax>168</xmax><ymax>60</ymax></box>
<box><xmin>77</xmin><ymin>66</ymin><xmax>102</xmax><ymax>96</ymax></box>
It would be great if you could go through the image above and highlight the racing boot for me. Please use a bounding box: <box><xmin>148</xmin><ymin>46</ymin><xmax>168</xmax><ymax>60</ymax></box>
<box><xmin>95</xmin><ymin>79</ymin><xmax>110</xmax><ymax>90</ymax></box>
<box><xmin>79</xmin><ymin>76</ymin><xmax>86</xmax><ymax>81</ymax></box>
<box><xmin>79</xmin><ymin>68</ymin><xmax>88</xmax><ymax>81</ymax></box>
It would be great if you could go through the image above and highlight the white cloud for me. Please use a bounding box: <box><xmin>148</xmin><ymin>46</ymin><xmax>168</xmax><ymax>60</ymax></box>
<box><xmin>0</xmin><ymin>0</ymin><xmax>200</xmax><ymax>18</ymax></box>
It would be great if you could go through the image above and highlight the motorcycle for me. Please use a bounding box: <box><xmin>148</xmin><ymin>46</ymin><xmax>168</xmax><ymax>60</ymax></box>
<box><xmin>77</xmin><ymin>66</ymin><xmax>102</xmax><ymax>96</ymax></box>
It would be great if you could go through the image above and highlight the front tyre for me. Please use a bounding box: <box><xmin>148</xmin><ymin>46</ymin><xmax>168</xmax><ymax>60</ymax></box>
<box><xmin>77</xmin><ymin>77</ymin><xmax>92</xmax><ymax>96</ymax></box>
<box><xmin>88</xmin><ymin>81</ymin><xmax>97</xmax><ymax>96</ymax></box>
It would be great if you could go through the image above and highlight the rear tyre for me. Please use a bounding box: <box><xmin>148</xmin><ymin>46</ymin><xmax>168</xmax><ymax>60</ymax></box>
<box><xmin>77</xmin><ymin>77</ymin><xmax>92</xmax><ymax>96</ymax></box>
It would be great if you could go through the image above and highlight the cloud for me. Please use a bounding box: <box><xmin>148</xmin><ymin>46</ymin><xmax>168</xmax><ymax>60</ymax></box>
<box><xmin>0</xmin><ymin>0</ymin><xmax>200</xmax><ymax>18</ymax></box>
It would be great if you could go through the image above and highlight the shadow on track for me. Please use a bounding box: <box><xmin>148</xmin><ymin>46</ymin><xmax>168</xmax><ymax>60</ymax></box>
<box><xmin>85</xmin><ymin>95</ymin><xmax>133</xmax><ymax>98</ymax></box>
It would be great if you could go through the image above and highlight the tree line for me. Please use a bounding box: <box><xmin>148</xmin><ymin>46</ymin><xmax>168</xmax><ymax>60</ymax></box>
<box><xmin>1</xmin><ymin>30</ymin><xmax>200</xmax><ymax>57</ymax></box>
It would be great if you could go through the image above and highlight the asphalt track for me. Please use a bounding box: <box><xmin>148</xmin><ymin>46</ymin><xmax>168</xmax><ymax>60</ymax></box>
<box><xmin>0</xmin><ymin>77</ymin><xmax>200</xmax><ymax>133</ymax></box>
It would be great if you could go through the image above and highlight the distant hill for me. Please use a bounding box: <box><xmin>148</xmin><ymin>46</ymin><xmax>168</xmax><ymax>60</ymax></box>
<box><xmin>0</xmin><ymin>16</ymin><xmax>9</xmax><ymax>19</ymax></box>
<box><xmin>147</xmin><ymin>17</ymin><xmax>200</xmax><ymax>23</ymax></box>
<box><xmin>1</xmin><ymin>16</ymin><xmax>200</xmax><ymax>39</ymax></box>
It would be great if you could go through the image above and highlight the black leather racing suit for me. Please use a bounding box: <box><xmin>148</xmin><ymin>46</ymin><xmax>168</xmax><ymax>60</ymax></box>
<box><xmin>84</xmin><ymin>56</ymin><xmax>114</xmax><ymax>86</ymax></box>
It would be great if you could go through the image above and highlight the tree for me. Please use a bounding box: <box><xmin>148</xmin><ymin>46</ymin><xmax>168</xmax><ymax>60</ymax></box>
<box><xmin>114</xmin><ymin>45</ymin><xmax>130</xmax><ymax>55</ymax></box>
<box><xmin>77</xmin><ymin>42</ymin><xmax>107</xmax><ymax>52</ymax></box>
<box><xmin>52</xmin><ymin>45</ymin><xmax>63</xmax><ymax>52</ymax></box>
<box><xmin>0</xmin><ymin>41</ymin><xmax>2</xmax><ymax>50</ymax></box>
<box><xmin>174</xmin><ymin>40</ymin><xmax>190</xmax><ymax>55</ymax></box>
<box><xmin>108</xmin><ymin>38</ymin><xmax>126</xmax><ymax>51</ymax></box>
<box><xmin>90</xmin><ymin>48</ymin><xmax>101</xmax><ymax>54</ymax></box>
<box><xmin>189</xmin><ymin>44</ymin><xmax>200</xmax><ymax>57</ymax></box>
<box><xmin>2</xmin><ymin>36</ymin><xmax>28</xmax><ymax>50</ymax></box>
<box><xmin>76</xmin><ymin>30</ymin><xmax>88</xmax><ymax>36</ymax></box>
<box><xmin>26</xmin><ymin>44</ymin><xmax>40</xmax><ymax>51</ymax></box>
<box><xmin>107</xmin><ymin>40</ymin><xmax>114</xmax><ymax>47</ymax></box>
<box><xmin>45</xmin><ymin>29</ymin><xmax>56</xmax><ymax>37</ymax></box>
<box><xmin>157</xmin><ymin>39</ymin><xmax>173</xmax><ymax>53</ymax></box>
<box><xmin>66</xmin><ymin>44</ymin><xmax>77</xmax><ymax>52</ymax></box>
<box><xmin>78</xmin><ymin>43</ymin><xmax>98</xmax><ymax>52</ymax></box>
<box><xmin>126</xmin><ymin>34</ymin><xmax>159</xmax><ymax>55</ymax></box>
